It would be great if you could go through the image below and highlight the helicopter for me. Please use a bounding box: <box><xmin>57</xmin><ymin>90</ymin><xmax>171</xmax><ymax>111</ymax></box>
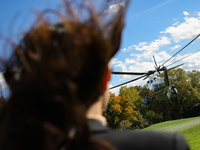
<box><xmin>110</xmin><ymin>33</ymin><xmax>200</xmax><ymax>107</ymax></box>
<box><xmin>142</xmin><ymin>63</ymin><xmax>183</xmax><ymax>106</ymax></box>
<box><xmin>110</xmin><ymin>55</ymin><xmax>184</xmax><ymax>107</ymax></box>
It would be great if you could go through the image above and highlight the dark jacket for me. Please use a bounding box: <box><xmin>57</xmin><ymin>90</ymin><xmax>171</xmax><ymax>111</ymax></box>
<box><xmin>89</xmin><ymin>119</ymin><xmax>190</xmax><ymax>150</ymax></box>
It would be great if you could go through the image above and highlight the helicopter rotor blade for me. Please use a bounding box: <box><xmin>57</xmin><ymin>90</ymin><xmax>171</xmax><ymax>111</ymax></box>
<box><xmin>143</xmin><ymin>70</ymin><xmax>156</xmax><ymax>80</ymax></box>
<box><xmin>153</xmin><ymin>55</ymin><xmax>158</xmax><ymax>68</ymax></box>
<box><xmin>143</xmin><ymin>76</ymin><xmax>149</xmax><ymax>80</ymax></box>
<box><xmin>109</xmin><ymin>74</ymin><xmax>147</xmax><ymax>90</ymax></box>
<box><xmin>153</xmin><ymin>55</ymin><xmax>161</xmax><ymax>74</ymax></box>
<box><xmin>112</xmin><ymin>72</ymin><xmax>147</xmax><ymax>75</ymax></box>
<box><xmin>167</xmin><ymin>63</ymin><xmax>184</xmax><ymax>71</ymax></box>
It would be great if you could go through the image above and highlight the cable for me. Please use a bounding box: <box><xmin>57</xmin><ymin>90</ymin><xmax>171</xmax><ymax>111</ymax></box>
<box><xmin>161</xmin><ymin>33</ymin><xmax>200</xmax><ymax>66</ymax></box>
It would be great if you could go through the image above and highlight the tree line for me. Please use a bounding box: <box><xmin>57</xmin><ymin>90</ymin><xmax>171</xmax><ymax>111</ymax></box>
<box><xmin>104</xmin><ymin>68</ymin><xmax>200</xmax><ymax>130</ymax></box>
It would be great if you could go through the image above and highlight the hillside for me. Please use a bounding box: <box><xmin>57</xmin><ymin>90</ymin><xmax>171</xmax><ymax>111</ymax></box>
<box><xmin>143</xmin><ymin>116</ymin><xmax>200</xmax><ymax>150</ymax></box>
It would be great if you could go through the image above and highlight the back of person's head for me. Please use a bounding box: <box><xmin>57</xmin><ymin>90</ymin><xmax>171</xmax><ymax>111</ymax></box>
<box><xmin>0</xmin><ymin>0</ymin><xmax>129</xmax><ymax>149</ymax></box>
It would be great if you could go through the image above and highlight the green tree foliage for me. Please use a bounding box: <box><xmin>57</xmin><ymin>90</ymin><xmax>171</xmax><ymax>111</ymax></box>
<box><xmin>187</xmin><ymin>70</ymin><xmax>200</xmax><ymax>91</ymax></box>
<box><xmin>167</xmin><ymin>68</ymin><xmax>200</xmax><ymax>118</ymax></box>
<box><xmin>150</xmin><ymin>68</ymin><xmax>200</xmax><ymax>119</ymax></box>
<box><xmin>105</xmin><ymin>69</ymin><xmax>200</xmax><ymax>128</ymax></box>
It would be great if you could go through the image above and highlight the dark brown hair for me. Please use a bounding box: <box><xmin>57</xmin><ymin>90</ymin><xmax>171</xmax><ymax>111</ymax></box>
<box><xmin>0</xmin><ymin>0</ymin><xmax>129</xmax><ymax>149</ymax></box>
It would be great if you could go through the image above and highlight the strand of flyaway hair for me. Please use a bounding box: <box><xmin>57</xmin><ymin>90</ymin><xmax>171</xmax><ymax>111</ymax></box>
<box><xmin>161</xmin><ymin>33</ymin><xmax>200</xmax><ymax>66</ymax></box>
<box><xmin>166</xmin><ymin>49</ymin><xmax>200</xmax><ymax>68</ymax></box>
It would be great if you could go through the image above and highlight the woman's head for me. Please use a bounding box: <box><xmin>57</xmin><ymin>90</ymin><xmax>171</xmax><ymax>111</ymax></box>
<box><xmin>0</xmin><ymin>0</ymin><xmax>129</xmax><ymax>149</ymax></box>
<box><xmin>5</xmin><ymin>0</ymin><xmax>128</xmax><ymax>109</ymax></box>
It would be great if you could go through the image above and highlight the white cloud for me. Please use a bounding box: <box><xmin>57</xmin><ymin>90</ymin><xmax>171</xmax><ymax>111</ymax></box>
<box><xmin>130</xmin><ymin>50</ymin><xmax>171</xmax><ymax>63</ymax></box>
<box><xmin>161</xmin><ymin>15</ymin><xmax>200</xmax><ymax>42</ymax></box>
<box><xmin>183</xmin><ymin>11</ymin><xmax>189</xmax><ymax>16</ymax></box>
<box><xmin>176</xmin><ymin>52</ymin><xmax>200</xmax><ymax>71</ymax></box>
<box><xmin>129</xmin><ymin>62</ymin><xmax>154</xmax><ymax>72</ymax></box>
<box><xmin>153</xmin><ymin>51</ymin><xmax>171</xmax><ymax>63</ymax></box>
<box><xmin>172</xmin><ymin>21</ymin><xmax>179</xmax><ymax>26</ymax></box>
<box><xmin>133</xmin><ymin>36</ymin><xmax>171</xmax><ymax>51</ymax></box>
<box><xmin>121</xmin><ymin>48</ymin><xmax>127</xmax><ymax>52</ymax></box>
<box><xmin>125</xmin><ymin>58</ymin><xmax>136</xmax><ymax>64</ymax></box>
<box><xmin>130</xmin><ymin>53</ymin><xmax>143</xmax><ymax>62</ymax></box>
<box><xmin>170</xmin><ymin>45</ymin><xmax>181</xmax><ymax>51</ymax></box>
<box><xmin>105</xmin><ymin>2</ymin><xmax>125</xmax><ymax>14</ymax></box>
<box><xmin>0</xmin><ymin>73</ymin><xmax>8</xmax><ymax>90</ymax></box>
<box><xmin>118</xmin><ymin>61</ymin><xmax>154</xmax><ymax>81</ymax></box>
<box><xmin>110</xmin><ymin>58</ymin><xmax>127</xmax><ymax>71</ymax></box>
<box><xmin>109</xmin><ymin>58</ymin><xmax>118</xmax><ymax>65</ymax></box>
<box><xmin>121</xmin><ymin>45</ymin><xmax>135</xmax><ymax>52</ymax></box>
<box><xmin>109</xmin><ymin>85</ymin><xmax>120</xmax><ymax>95</ymax></box>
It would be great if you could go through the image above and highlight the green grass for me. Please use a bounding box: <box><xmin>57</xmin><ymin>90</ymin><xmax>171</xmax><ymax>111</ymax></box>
<box><xmin>143</xmin><ymin>116</ymin><xmax>200</xmax><ymax>150</ymax></box>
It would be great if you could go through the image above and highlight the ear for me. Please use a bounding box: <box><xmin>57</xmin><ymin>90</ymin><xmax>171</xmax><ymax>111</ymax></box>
<box><xmin>102</xmin><ymin>65</ymin><xmax>111</xmax><ymax>93</ymax></box>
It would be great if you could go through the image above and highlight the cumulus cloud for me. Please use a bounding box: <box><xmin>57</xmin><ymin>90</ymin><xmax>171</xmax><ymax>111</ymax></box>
<box><xmin>125</xmin><ymin>58</ymin><xmax>136</xmax><ymax>64</ymax></box>
<box><xmin>110</xmin><ymin>58</ymin><xmax>127</xmax><ymax>71</ymax></box>
<box><xmin>133</xmin><ymin>36</ymin><xmax>171</xmax><ymax>51</ymax></box>
<box><xmin>121</xmin><ymin>45</ymin><xmax>135</xmax><ymax>52</ymax></box>
<box><xmin>129</xmin><ymin>49</ymin><xmax>171</xmax><ymax>63</ymax></box>
<box><xmin>153</xmin><ymin>51</ymin><xmax>171</xmax><ymax>63</ymax></box>
<box><xmin>121</xmin><ymin>48</ymin><xmax>127</xmax><ymax>52</ymax></box>
<box><xmin>172</xmin><ymin>21</ymin><xmax>180</xmax><ymax>26</ymax></box>
<box><xmin>176</xmin><ymin>51</ymin><xmax>200</xmax><ymax>71</ymax></box>
<box><xmin>104</xmin><ymin>2</ymin><xmax>125</xmax><ymax>14</ymax></box>
<box><xmin>161</xmin><ymin>15</ymin><xmax>200</xmax><ymax>42</ymax></box>
<box><xmin>183</xmin><ymin>11</ymin><xmax>189</xmax><ymax>16</ymax></box>
<box><xmin>170</xmin><ymin>45</ymin><xmax>181</xmax><ymax>51</ymax></box>
<box><xmin>130</xmin><ymin>53</ymin><xmax>143</xmax><ymax>62</ymax></box>
<box><xmin>128</xmin><ymin>62</ymin><xmax>154</xmax><ymax>72</ymax></box>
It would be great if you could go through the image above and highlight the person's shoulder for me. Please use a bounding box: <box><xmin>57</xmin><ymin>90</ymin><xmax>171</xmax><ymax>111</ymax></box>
<box><xmin>93</xmin><ymin>129</ymin><xmax>189</xmax><ymax>150</ymax></box>
<box><xmin>89</xmin><ymin>119</ymin><xmax>189</xmax><ymax>150</ymax></box>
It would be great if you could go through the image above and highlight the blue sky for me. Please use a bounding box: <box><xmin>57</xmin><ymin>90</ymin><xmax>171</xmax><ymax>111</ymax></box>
<box><xmin>109</xmin><ymin>0</ymin><xmax>200</xmax><ymax>95</ymax></box>
<box><xmin>1</xmin><ymin>0</ymin><xmax>200</xmax><ymax>96</ymax></box>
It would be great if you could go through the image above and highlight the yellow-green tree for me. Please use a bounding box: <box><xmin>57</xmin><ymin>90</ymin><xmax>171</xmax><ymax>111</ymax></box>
<box><xmin>103</xmin><ymin>93</ymin><xmax>138</xmax><ymax>129</ymax></box>
<box><xmin>119</xmin><ymin>86</ymin><xmax>148</xmax><ymax>128</ymax></box>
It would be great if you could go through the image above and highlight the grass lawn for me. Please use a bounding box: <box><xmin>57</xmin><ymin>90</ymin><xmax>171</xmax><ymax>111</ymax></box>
<box><xmin>143</xmin><ymin>116</ymin><xmax>200</xmax><ymax>150</ymax></box>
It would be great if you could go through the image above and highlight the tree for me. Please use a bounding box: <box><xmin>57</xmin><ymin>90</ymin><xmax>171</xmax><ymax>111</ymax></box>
<box><xmin>155</xmin><ymin>68</ymin><xmax>200</xmax><ymax>119</ymax></box>
<box><xmin>103</xmin><ymin>93</ymin><xmax>122</xmax><ymax>129</ymax></box>
<box><xmin>103</xmin><ymin>93</ymin><xmax>138</xmax><ymax>129</ymax></box>
<box><xmin>119</xmin><ymin>86</ymin><xmax>148</xmax><ymax>128</ymax></box>
<box><xmin>187</xmin><ymin>70</ymin><xmax>200</xmax><ymax>91</ymax></box>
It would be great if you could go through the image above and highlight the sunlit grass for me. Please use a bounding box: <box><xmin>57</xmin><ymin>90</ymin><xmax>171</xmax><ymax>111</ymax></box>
<box><xmin>143</xmin><ymin>116</ymin><xmax>200</xmax><ymax>150</ymax></box>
